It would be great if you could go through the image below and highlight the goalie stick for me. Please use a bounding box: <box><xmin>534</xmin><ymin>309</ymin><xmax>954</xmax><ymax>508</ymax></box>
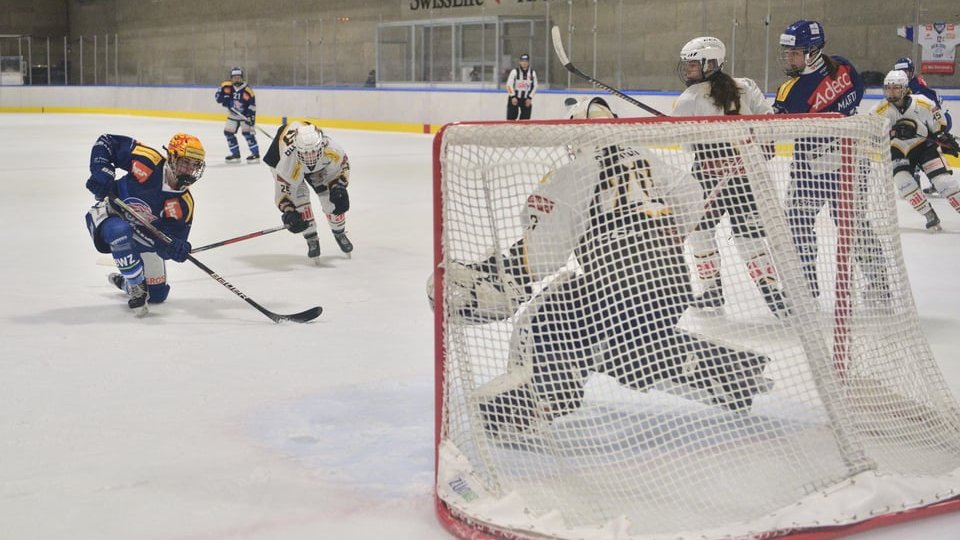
<box><xmin>551</xmin><ymin>26</ymin><xmax>665</xmax><ymax>117</ymax></box>
<box><xmin>109</xmin><ymin>197</ymin><xmax>322</xmax><ymax>323</ymax></box>
<box><xmin>229</xmin><ymin>107</ymin><xmax>275</xmax><ymax>139</ymax></box>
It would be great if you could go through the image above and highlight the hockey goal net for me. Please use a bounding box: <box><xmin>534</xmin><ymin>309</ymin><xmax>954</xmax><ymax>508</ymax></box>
<box><xmin>432</xmin><ymin>113</ymin><xmax>960</xmax><ymax>540</ymax></box>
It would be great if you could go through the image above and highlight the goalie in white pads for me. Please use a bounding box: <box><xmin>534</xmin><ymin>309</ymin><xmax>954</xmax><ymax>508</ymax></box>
<box><xmin>262</xmin><ymin>121</ymin><xmax>354</xmax><ymax>260</ymax></box>
<box><xmin>430</xmin><ymin>98</ymin><xmax>773</xmax><ymax>441</ymax></box>
<box><xmin>869</xmin><ymin>70</ymin><xmax>960</xmax><ymax>231</ymax></box>
<box><xmin>672</xmin><ymin>36</ymin><xmax>788</xmax><ymax>318</ymax></box>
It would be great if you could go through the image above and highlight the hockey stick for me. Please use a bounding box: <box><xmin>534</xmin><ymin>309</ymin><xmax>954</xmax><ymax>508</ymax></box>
<box><xmin>109</xmin><ymin>197</ymin><xmax>322</xmax><ymax>323</ymax></box>
<box><xmin>551</xmin><ymin>26</ymin><xmax>665</xmax><ymax>117</ymax></box>
<box><xmin>190</xmin><ymin>225</ymin><xmax>288</xmax><ymax>254</ymax></box>
<box><xmin>229</xmin><ymin>107</ymin><xmax>274</xmax><ymax>138</ymax></box>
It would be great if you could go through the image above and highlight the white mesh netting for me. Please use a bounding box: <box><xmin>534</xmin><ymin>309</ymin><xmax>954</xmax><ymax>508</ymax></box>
<box><xmin>433</xmin><ymin>114</ymin><xmax>960</xmax><ymax>540</ymax></box>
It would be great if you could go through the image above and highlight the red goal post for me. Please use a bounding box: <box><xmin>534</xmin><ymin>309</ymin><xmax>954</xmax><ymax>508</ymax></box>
<box><xmin>432</xmin><ymin>113</ymin><xmax>960</xmax><ymax>540</ymax></box>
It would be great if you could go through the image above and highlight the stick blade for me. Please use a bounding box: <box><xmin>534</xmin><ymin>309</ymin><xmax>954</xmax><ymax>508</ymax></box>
<box><xmin>551</xmin><ymin>26</ymin><xmax>570</xmax><ymax>66</ymax></box>
<box><xmin>275</xmin><ymin>306</ymin><xmax>323</xmax><ymax>323</ymax></box>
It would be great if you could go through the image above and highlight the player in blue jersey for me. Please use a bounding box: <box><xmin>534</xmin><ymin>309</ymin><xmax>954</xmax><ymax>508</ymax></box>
<box><xmin>894</xmin><ymin>57</ymin><xmax>954</xmax><ymax>197</ymax></box>
<box><xmin>773</xmin><ymin>19</ymin><xmax>886</xmax><ymax>300</ymax></box>
<box><xmin>84</xmin><ymin>133</ymin><xmax>206</xmax><ymax>316</ymax></box>
<box><xmin>894</xmin><ymin>57</ymin><xmax>952</xmax><ymax>132</ymax></box>
<box><xmin>215</xmin><ymin>67</ymin><xmax>259</xmax><ymax>164</ymax></box>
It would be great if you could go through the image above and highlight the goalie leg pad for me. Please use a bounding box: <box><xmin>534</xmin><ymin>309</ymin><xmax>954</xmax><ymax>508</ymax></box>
<box><xmin>478</xmin><ymin>276</ymin><xmax>588</xmax><ymax>437</ymax></box>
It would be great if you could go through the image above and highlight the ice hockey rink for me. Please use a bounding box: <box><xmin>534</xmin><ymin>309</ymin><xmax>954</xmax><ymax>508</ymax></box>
<box><xmin>3</xmin><ymin>112</ymin><xmax>960</xmax><ymax>540</ymax></box>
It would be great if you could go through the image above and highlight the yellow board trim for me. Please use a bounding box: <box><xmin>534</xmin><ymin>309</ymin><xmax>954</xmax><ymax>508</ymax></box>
<box><xmin>0</xmin><ymin>106</ymin><xmax>439</xmax><ymax>134</ymax></box>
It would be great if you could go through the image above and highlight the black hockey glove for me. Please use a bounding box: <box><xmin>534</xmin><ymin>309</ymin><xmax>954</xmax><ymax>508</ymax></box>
<box><xmin>329</xmin><ymin>186</ymin><xmax>350</xmax><ymax>215</ymax></box>
<box><xmin>156</xmin><ymin>237</ymin><xmax>192</xmax><ymax>262</ymax></box>
<box><xmin>890</xmin><ymin>119</ymin><xmax>918</xmax><ymax>140</ymax></box>
<box><xmin>282</xmin><ymin>210</ymin><xmax>309</xmax><ymax>233</ymax></box>
<box><xmin>85</xmin><ymin>169</ymin><xmax>115</xmax><ymax>200</ymax></box>
<box><xmin>936</xmin><ymin>132</ymin><xmax>960</xmax><ymax>157</ymax></box>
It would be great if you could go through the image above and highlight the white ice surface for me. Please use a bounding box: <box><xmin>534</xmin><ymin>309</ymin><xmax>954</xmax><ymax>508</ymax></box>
<box><xmin>1</xmin><ymin>113</ymin><xmax>959</xmax><ymax>540</ymax></box>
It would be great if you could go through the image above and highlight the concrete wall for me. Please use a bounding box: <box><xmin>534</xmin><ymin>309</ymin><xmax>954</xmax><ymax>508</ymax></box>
<box><xmin>31</xmin><ymin>0</ymin><xmax>959</xmax><ymax>91</ymax></box>
<box><xmin>2</xmin><ymin>85</ymin><xmax>957</xmax><ymax>133</ymax></box>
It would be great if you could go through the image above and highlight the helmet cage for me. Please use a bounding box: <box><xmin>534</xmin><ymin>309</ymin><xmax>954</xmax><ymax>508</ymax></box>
<box><xmin>883</xmin><ymin>70</ymin><xmax>911</xmax><ymax>105</ymax></box>
<box><xmin>294</xmin><ymin>126</ymin><xmax>326</xmax><ymax>170</ymax></box>
<box><xmin>164</xmin><ymin>133</ymin><xmax>206</xmax><ymax>190</ymax></box>
<box><xmin>779</xmin><ymin>20</ymin><xmax>825</xmax><ymax>76</ymax></box>
<box><xmin>677</xmin><ymin>37</ymin><xmax>725</xmax><ymax>86</ymax></box>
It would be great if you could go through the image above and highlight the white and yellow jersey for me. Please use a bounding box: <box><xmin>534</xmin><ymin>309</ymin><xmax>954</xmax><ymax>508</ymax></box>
<box><xmin>869</xmin><ymin>94</ymin><xmax>948</xmax><ymax>156</ymax></box>
<box><xmin>519</xmin><ymin>146</ymin><xmax>703</xmax><ymax>280</ymax></box>
<box><xmin>672</xmin><ymin>77</ymin><xmax>772</xmax><ymax>117</ymax></box>
<box><xmin>269</xmin><ymin>121</ymin><xmax>350</xmax><ymax>211</ymax></box>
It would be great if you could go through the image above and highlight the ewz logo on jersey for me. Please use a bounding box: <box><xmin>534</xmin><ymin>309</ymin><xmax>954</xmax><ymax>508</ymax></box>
<box><xmin>809</xmin><ymin>66</ymin><xmax>854</xmax><ymax>112</ymax></box>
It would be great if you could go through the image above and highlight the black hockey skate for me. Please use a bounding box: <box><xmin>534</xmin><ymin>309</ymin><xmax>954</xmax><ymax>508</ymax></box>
<box><xmin>333</xmin><ymin>230</ymin><xmax>354</xmax><ymax>256</ymax></box>
<box><xmin>701</xmin><ymin>352</ymin><xmax>772</xmax><ymax>413</ymax></box>
<box><xmin>107</xmin><ymin>272</ymin><xmax>125</xmax><ymax>292</ymax></box>
<box><xmin>126</xmin><ymin>281</ymin><xmax>150</xmax><ymax>317</ymax></box>
<box><xmin>924</xmin><ymin>209</ymin><xmax>942</xmax><ymax>232</ymax></box>
<box><xmin>246</xmin><ymin>154</ymin><xmax>260</xmax><ymax>164</ymax></box>
<box><xmin>225</xmin><ymin>153</ymin><xmax>241</xmax><ymax>164</ymax></box>
<box><xmin>690</xmin><ymin>278</ymin><xmax>724</xmax><ymax>311</ymax></box>
<box><xmin>305</xmin><ymin>232</ymin><xmax>321</xmax><ymax>261</ymax></box>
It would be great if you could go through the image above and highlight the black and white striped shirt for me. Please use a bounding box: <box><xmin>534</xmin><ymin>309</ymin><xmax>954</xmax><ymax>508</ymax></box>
<box><xmin>506</xmin><ymin>67</ymin><xmax>538</xmax><ymax>100</ymax></box>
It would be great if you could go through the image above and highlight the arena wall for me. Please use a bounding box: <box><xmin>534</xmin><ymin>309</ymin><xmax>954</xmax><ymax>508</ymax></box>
<box><xmin>0</xmin><ymin>86</ymin><xmax>957</xmax><ymax>136</ymax></box>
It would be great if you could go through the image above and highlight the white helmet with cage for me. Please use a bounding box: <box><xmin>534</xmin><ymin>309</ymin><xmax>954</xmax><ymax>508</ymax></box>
<box><xmin>293</xmin><ymin>123</ymin><xmax>326</xmax><ymax>170</ymax></box>
<box><xmin>883</xmin><ymin>69</ymin><xmax>911</xmax><ymax>105</ymax></box>
<box><xmin>677</xmin><ymin>36</ymin><xmax>726</xmax><ymax>86</ymax></box>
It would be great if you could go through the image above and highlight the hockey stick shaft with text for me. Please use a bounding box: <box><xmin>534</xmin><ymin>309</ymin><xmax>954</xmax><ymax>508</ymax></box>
<box><xmin>110</xmin><ymin>197</ymin><xmax>321</xmax><ymax>323</ymax></box>
<box><xmin>190</xmin><ymin>225</ymin><xmax>288</xmax><ymax>254</ymax></box>
<box><xmin>551</xmin><ymin>26</ymin><xmax>665</xmax><ymax>117</ymax></box>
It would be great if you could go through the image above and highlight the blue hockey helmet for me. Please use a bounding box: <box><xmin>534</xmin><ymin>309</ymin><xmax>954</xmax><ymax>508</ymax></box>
<box><xmin>780</xmin><ymin>20</ymin><xmax>825</xmax><ymax>50</ymax></box>
<box><xmin>894</xmin><ymin>57</ymin><xmax>915</xmax><ymax>78</ymax></box>
<box><xmin>779</xmin><ymin>20</ymin><xmax>825</xmax><ymax>76</ymax></box>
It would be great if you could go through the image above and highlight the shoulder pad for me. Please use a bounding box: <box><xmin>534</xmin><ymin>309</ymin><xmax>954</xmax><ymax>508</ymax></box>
<box><xmin>131</xmin><ymin>143</ymin><xmax>164</xmax><ymax>166</ymax></box>
<box><xmin>914</xmin><ymin>95</ymin><xmax>935</xmax><ymax>111</ymax></box>
<box><xmin>775</xmin><ymin>78</ymin><xmax>799</xmax><ymax>102</ymax></box>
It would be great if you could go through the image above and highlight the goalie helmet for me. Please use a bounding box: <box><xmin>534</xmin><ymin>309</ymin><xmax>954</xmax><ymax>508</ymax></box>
<box><xmin>677</xmin><ymin>37</ymin><xmax>726</xmax><ymax>86</ymax></box>
<box><xmin>164</xmin><ymin>133</ymin><xmax>206</xmax><ymax>190</ymax></box>
<box><xmin>293</xmin><ymin>123</ymin><xmax>326</xmax><ymax>170</ymax></box>
<box><xmin>894</xmin><ymin>56</ymin><xmax>915</xmax><ymax>79</ymax></box>
<box><xmin>565</xmin><ymin>97</ymin><xmax>617</xmax><ymax>119</ymax></box>
<box><xmin>779</xmin><ymin>20</ymin><xmax>825</xmax><ymax>76</ymax></box>
<box><xmin>883</xmin><ymin>69</ymin><xmax>911</xmax><ymax>105</ymax></box>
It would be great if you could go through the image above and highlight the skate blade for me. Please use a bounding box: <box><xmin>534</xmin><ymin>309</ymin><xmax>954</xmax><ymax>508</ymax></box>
<box><xmin>132</xmin><ymin>305</ymin><xmax>149</xmax><ymax>318</ymax></box>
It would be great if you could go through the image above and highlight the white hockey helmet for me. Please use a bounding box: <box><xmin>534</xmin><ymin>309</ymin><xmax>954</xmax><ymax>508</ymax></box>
<box><xmin>293</xmin><ymin>123</ymin><xmax>325</xmax><ymax>169</ymax></box>
<box><xmin>883</xmin><ymin>69</ymin><xmax>910</xmax><ymax>104</ymax></box>
<box><xmin>565</xmin><ymin>96</ymin><xmax>617</xmax><ymax>119</ymax></box>
<box><xmin>678</xmin><ymin>36</ymin><xmax>726</xmax><ymax>86</ymax></box>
